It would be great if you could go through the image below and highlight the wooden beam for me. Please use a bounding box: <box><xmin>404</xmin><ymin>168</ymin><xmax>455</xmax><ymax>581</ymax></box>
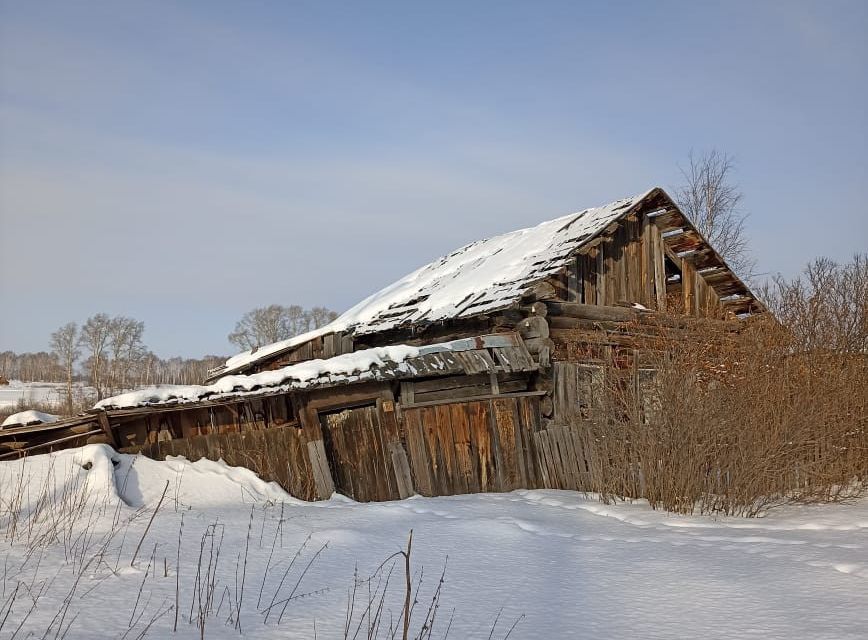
<box><xmin>96</xmin><ymin>410</ymin><xmax>119</xmax><ymax>448</ymax></box>
<box><xmin>307</xmin><ymin>439</ymin><xmax>335</xmax><ymax>499</ymax></box>
<box><xmin>0</xmin><ymin>429</ymin><xmax>104</xmax><ymax>460</ymax></box>
<box><xmin>389</xmin><ymin>441</ymin><xmax>415</xmax><ymax>499</ymax></box>
<box><xmin>545</xmin><ymin>301</ymin><xmax>638</xmax><ymax>323</ymax></box>
<box><xmin>401</xmin><ymin>390</ymin><xmax>546</xmax><ymax>410</ymax></box>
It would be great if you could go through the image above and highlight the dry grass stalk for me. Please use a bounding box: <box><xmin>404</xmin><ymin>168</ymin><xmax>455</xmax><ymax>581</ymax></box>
<box><xmin>558</xmin><ymin>258</ymin><xmax>867</xmax><ymax>515</ymax></box>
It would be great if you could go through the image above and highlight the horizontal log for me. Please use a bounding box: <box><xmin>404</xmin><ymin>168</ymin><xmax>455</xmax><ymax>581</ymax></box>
<box><xmin>410</xmin><ymin>373</ymin><xmax>524</xmax><ymax>395</ymax></box>
<box><xmin>413</xmin><ymin>379</ymin><xmax>527</xmax><ymax>403</ymax></box>
<box><xmin>545</xmin><ymin>301</ymin><xmax>638</xmax><ymax>323</ymax></box>
<box><xmin>517</xmin><ymin>315</ymin><xmax>550</xmax><ymax>340</ymax></box>
<box><xmin>547</xmin><ymin>301</ymin><xmax>745</xmax><ymax>333</ymax></box>
<box><xmin>402</xmin><ymin>390</ymin><xmax>546</xmax><ymax>410</ymax></box>
<box><xmin>522</xmin><ymin>301</ymin><xmax>548</xmax><ymax>317</ymax></box>
<box><xmin>549</xmin><ymin>317</ymin><xmax>625</xmax><ymax>332</ymax></box>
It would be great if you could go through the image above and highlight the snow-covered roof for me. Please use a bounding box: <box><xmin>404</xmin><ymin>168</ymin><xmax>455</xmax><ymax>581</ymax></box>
<box><xmin>212</xmin><ymin>190</ymin><xmax>654</xmax><ymax>379</ymax></box>
<box><xmin>1</xmin><ymin>410</ymin><xmax>60</xmax><ymax>428</ymax></box>
<box><xmin>96</xmin><ymin>333</ymin><xmax>535</xmax><ymax>411</ymax></box>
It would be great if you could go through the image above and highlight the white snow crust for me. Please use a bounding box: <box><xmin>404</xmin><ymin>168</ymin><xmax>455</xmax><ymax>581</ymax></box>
<box><xmin>95</xmin><ymin>344</ymin><xmax>422</xmax><ymax>410</ymax></box>
<box><xmin>1</xmin><ymin>445</ymin><xmax>865</xmax><ymax>639</ymax></box>
<box><xmin>1</xmin><ymin>409</ymin><xmax>60</xmax><ymax>428</ymax></box>
<box><xmin>0</xmin><ymin>380</ymin><xmax>96</xmax><ymax>410</ymax></box>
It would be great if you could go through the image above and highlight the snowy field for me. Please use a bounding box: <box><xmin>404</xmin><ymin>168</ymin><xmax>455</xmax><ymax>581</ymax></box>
<box><xmin>0</xmin><ymin>380</ymin><xmax>94</xmax><ymax>411</ymax></box>
<box><xmin>1</xmin><ymin>446</ymin><xmax>865</xmax><ymax>639</ymax></box>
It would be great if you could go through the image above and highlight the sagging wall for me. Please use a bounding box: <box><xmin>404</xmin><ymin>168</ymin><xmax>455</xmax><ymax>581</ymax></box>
<box><xmin>116</xmin><ymin>372</ymin><xmax>551</xmax><ymax>503</ymax></box>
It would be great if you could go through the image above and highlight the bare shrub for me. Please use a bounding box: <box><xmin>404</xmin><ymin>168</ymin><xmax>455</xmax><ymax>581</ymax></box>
<box><xmin>761</xmin><ymin>253</ymin><xmax>867</xmax><ymax>353</ymax></box>
<box><xmin>562</xmin><ymin>255</ymin><xmax>867</xmax><ymax>516</ymax></box>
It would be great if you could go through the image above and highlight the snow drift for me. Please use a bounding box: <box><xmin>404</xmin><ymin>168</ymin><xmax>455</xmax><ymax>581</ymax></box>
<box><xmin>0</xmin><ymin>446</ymin><xmax>866</xmax><ymax>639</ymax></box>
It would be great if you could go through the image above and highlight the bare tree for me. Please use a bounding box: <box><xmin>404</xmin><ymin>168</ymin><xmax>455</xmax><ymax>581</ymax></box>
<box><xmin>228</xmin><ymin>304</ymin><xmax>338</xmax><ymax>350</ymax></box>
<box><xmin>79</xmin><ymin>313</ymin><xmax>112</xmax><ymax>399</ymax></box>
<box><xmin>107</xmin><ymin>316</ymin><xmax>146</xmax><ymax>393</ymax></box>
<box><xmin>762</xmin><ymin>253</ymin><xmax>867</xmax><ymax>353</ymax></box>
<box><xmin>0</xmin><ymin>351</ymin><xmax>60</xmax><ymax>382</ymax></box>
<box><xmin>674</xmin><ymin>150</ymin><xmax>755</xmax><ymax>277</ymax></box>
<box><xmin>50</xmin><ymin>323</ymin><xmax>80</xmax><ymax>413</ymax></box>
<box><xmin>306</xmin><ymin>306</ymin><xmax>339</xmax><ymax>331</ymax></box>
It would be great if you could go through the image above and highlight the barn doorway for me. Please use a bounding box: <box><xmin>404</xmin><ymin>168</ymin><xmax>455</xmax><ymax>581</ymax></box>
<box><xmin>318</xmin><ymin>404</ymin><xmax>398</xmax><ymax>502</ymax></box>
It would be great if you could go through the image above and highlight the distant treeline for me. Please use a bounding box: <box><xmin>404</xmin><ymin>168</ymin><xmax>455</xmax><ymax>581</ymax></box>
<box><xmin>0</xmin><ymin>348</ymin><xmax>226</xmax><ymax>391</ymax></box>
<box><xmin>1</xmin><ymin>304</ymin><xmax>338</xmax><ymax>405</ymax></box>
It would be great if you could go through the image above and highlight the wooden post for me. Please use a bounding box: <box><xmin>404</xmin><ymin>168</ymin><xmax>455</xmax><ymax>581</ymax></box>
<box><xmin>566</xmin><ymin>257</ymin><xmax>580</xmax><ymax>302</ymax></box>
<box><xmin>652</xmin><ymin>223</ymin><xmax>667</xmax><ymax>311</ymax></box>
<box><xmin>307</xmin><ymin>439</ymin><xmax>335</xmax><ymax>499</ymax></box>
<box><xmin>489</xmin><ymin>371</ymin><xmax>500</xmax><ymax>395</ymax></box>
<box><xmin>596</xmin><ymin>245</ymin><xmax>606</xmax><ymax>305</ymax></box>
<box><xmin>97</xmin><ymin>411</ymin><xmax>119</xmax><ymax>448</ymax></box>
<box><xmin>389</xmin><ymin>442</ymin><xmax>415</xmax><ymax>499</ymax></box>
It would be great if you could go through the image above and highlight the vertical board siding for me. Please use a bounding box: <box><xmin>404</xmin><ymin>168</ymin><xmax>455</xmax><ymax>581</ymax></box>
<box><xmin>130</xmin><ymin>424</ymin><xmax>316</xmax><ymax>501</ymax></box>
<box><xmin>319</xmin><ymin>404</ymin><xmax>399</xmax><ymax>502</ymax></box>
<box><xmin>402</xmin><ymin>396</ymin><xmax>543</xmax><ymax>497</ymax></box>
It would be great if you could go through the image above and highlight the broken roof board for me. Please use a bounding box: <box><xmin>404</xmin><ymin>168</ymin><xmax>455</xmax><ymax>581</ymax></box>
<box><xmin>96</xmin><ymin>334</ymin><xmax>536</xmax><ymax>411</ymax></box>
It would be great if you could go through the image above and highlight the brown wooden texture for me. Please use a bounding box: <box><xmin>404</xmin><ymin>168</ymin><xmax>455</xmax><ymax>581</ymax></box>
<box><xmin>532</xmin><ymin>424</ymin><xmax>595</xmax><ymax>491</ymax></box>
<box><xmin>319</xmin><ymin>404</ymin><xmax>399</xmax><ymax>502</ymax></box>
<box><xmin>129</xmin><ymin>423</ymin><xmax>316</xmax><ymax>501</ymax></box>
<box><xmin>402</xmin><ymin>396</ymin><xmax>541</xmax><ymax>497</ymax></box>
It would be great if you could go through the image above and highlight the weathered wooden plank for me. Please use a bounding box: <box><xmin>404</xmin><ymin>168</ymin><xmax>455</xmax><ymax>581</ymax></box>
<box><xmin>419</xmin><ymin>406</ymin><xmax>444</xmax><ymax>495</ymax></box>
<box><xmin>493</xmin><ymin>398</ymin><xmax>520</xmax><ymax>491</ymax></box>
<box><xmin>566</xmin><ymin>257</ymin><xmax>580</xmax><ymax>302</ymax></box>
<box><xmin>403</xmin><ymin>409</ymin><xmax>433</xmax><ymax>497</ymax></box>
<box><xmin>450</xmin><ymin>402</ymin><xmax>477</xmax><ymax>494</ymax></box>
<box><xmin>433</xmin><ymin>404</ymin><xmax>457</xmax><ymax>495</ymax></box>
<box><xmin>389</xmin><ymin>441</ymin><xmax>415</xmax><ymax>498</ymax></box>
<box><xmin>466</xmin><ymin>401</ymin><xmax>492</xmax><ymax>491</ymax></box>
<box><xmin>412</xmin><ymin>379</ymin><xmax>528</xmax><ymax>404</ymax></box>
<box><xmin>307</xmin><ymin>438</ymin><xmax>335</xmax><ymax>499</ymax></box>
<box><xmin>514</xmin><ymin>397</ymin><xmax>534</xmax><ymax>487</ymax></box>
<box><xmin>532</xmin><ymin>432</ymin><xmax>549</xmax><ymax>488</ymax></box>
<box><xmin>371</xmin><ymin>405</ymin><xmax>397</xmax><ymax>501</ymax></box>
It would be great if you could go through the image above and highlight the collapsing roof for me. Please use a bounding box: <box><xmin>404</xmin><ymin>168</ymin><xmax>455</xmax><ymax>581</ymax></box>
<box><xmin>209</xmin><ymin>187</ymin><xmax>760</xmax><ymax>380</ymax></box>
<box><xmin>96</xmin><ymin>333</ymin><xmax>536</xmax><ymax>411</ymax></box>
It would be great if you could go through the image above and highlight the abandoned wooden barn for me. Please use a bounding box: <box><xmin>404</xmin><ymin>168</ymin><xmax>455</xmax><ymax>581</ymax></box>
<box><xmin>0</xmin><ymin>187</ymin><xmax>763</xmax><ymax>501</ymax></box>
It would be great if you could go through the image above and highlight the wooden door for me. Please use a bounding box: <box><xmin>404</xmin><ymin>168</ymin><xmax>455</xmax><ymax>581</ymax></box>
<box><xmin>319</xmin><ymin>404</ymin><xmax>398</xmax><ymax>502</ymax></box>
<box><xmin>402</xmin><ymin>396</ymin><xmax>540</xmax><ymax>497</ymax></box>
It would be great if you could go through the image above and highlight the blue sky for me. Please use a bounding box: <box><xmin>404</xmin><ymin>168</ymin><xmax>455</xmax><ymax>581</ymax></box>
<box><xmin>1</xmin><ymin>0</ymin><xmax>866</xmax><ymax>357</ymax></box>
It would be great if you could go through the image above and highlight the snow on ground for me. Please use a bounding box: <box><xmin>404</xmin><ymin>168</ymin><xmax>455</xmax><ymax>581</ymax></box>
<box><xmin>1</xmin><ymin>409</ymin><xmax>60</xmax><ymax>427</ymax></box>
<box><xmin>1</xmin><ymin>446</ymin><xmax>866</xmax><ymax>639</ymax></box>
<box><xmin>0</xmin><ymin>380</ymin><xmax>95</xmax><ymax>411</ymax></box>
